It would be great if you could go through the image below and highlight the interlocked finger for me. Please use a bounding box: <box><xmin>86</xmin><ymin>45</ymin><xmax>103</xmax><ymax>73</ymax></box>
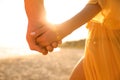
<box><xmin>30</xmin><ymin>26</ymin><xmax>48</xmax><ymax>39</ymax></box>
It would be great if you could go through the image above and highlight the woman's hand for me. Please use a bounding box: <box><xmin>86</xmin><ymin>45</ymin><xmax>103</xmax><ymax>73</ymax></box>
<box><xmin>35</xmin><ymin>24</ymin><xmax>63</xmax><ymax>51</ymax></box>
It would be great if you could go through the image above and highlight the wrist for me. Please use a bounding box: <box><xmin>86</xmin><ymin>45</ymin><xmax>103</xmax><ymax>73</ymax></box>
<box><xmin>54</xmin><ymin>24</ymin><xmax>72</xmax><ymax>40</ymax></box>
<box><xmin>53</xmin><ymin>26</ymin><xmax>62</xmax><ymax>41</ymax></box>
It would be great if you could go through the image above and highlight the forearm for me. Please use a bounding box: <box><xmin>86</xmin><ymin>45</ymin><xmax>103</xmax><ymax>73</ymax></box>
<box><xmin>58</xmin><ymin>3</ymin><xmax>101</xmax><ymax>38</ymax></box>
<box><xmin>24</xmin><ymin>0</ymin><xmax>46</xmax><ymax>25</ymax></box>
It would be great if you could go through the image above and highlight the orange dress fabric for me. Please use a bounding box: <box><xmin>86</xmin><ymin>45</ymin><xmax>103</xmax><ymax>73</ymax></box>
<box><xmin>83</xmin><ymin>0</ymin><xmax>120</xmax><ymax>80</ymax></box>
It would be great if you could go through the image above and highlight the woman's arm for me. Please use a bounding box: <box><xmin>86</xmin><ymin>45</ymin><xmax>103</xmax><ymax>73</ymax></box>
<box><xmin>58</xmin><ymin>3</ymin><xmax>102</xmax><ymax>38</ymax></box>
<box><xmin>36</xmin><ymin>3</ymin><xmax>102</xmax><ymax>47</ymax></box>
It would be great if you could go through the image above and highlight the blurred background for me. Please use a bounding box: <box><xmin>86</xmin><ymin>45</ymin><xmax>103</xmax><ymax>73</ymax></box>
<box><xmin>0</xmin><ymin>0</ymin><xmax>88</xmax><ymax>80</ymax></box>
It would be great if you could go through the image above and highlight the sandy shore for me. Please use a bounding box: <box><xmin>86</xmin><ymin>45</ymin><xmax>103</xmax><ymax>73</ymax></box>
<box><xmin>0</xmin><ymin>48</ymin><xmax>84</xmax><ymax>80</ymax></box>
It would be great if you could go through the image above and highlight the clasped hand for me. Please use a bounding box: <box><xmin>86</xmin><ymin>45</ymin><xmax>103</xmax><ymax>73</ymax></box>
<box><xmin>26</xmin><ymin>22</ymin><xmax>62</xmax><ymax>55</ymax></box>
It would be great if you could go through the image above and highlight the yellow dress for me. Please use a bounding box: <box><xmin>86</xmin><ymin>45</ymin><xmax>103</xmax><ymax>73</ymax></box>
<box><xmin>83</xmin><ymin>0</ymin><xmax>120</xmax><ymax>80</ymax></box>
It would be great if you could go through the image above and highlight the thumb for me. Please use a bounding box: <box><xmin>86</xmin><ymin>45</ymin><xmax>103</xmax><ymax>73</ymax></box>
<box><xmin>27</xmin><ymin>33</ymin><xmax>48</xmax><ymax>55</ymax></box>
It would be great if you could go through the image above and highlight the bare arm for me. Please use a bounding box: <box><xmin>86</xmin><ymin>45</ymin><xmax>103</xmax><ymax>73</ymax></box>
<box><xmin>24</xmin><ymin>0</ymin><xmax>48</xmax><ymax>54</ymax></box>
<box><xmin>24</xmin><ymin>0</ymin><xmax>46</xmax><ymax>25</ymax></box>
<box><xmin>58</xmin><ymin>3</ymin><xmax>102</xmax><ymax>38</ymax></box>
<box><xmin>36</xmin><ymin>3</ymin><xmax>102</xmax><ymax>47</ymax></box>
<box><xmin>24</xmin><ymin>0</ymin><xmax>61</xmax><ymax>54</ymax></box>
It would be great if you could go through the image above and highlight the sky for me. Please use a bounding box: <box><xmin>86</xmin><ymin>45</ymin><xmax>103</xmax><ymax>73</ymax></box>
<box><xmin>0</xmin><ymin>0</ymin><xmax>28</xmax><ymax>48</ymax></box>
<box><xmin>0</xmin><ymin>0</ymin><xmax>88</xmax><ymax>49</ymax></box>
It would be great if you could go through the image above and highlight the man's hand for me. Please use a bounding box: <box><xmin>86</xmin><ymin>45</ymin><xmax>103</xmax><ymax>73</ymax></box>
<box><xmin>24</xmin><ymin>0</ymin><xmax>62</xmax><ymax>54</ymax></box>
<box><xmin>26</xmin><ymin>23</ymin><xmax>49</xmax><ymax>55</ymax></box>
<box><xmin>26</xmin><ymin>23</ymin><xmax>62</xmax><ymax>54</ymax></box>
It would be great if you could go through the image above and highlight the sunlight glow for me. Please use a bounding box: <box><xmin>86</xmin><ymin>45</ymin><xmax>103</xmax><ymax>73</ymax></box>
<box><xmin>45</xmin><ymin>0</ymin><xmax>88</xmax><ymax>24</ymax></box>
<box><xmin>0</xmin><ymin>0</ymin><xmax>88</xmax><ymax>49</ymax></box>
<box><xmin>0</xmin><ymin>0</ymin><xmax>28</xmax><ymax>48</ymax></box>
<box><xmin>44</xmin><ymin>0</ymin><xmax>89</xmax><ymax>42</ymax></box>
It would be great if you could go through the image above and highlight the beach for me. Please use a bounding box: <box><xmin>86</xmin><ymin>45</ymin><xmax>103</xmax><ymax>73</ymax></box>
<box><xmin>0</xmin><ymin>48</ymin><xmax>84</xmax><ymax>80</ymax></box>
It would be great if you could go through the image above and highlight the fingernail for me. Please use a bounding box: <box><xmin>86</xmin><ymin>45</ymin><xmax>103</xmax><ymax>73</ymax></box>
<box><xmin>30</xmin><ymin>32</ymin><xmax>36</xmax><ymax>35</ymax></box>
<box><xmin>42</xmin><ymin>50</ymin><xmax>48</xmax><ymax>55</ymax></box>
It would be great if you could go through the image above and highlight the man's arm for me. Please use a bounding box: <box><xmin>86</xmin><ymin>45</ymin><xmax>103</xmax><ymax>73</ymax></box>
<box><xmin>24</xmin><ymin>0</ymin><xmax>60</xmax><ymax>54</ymax></box>
<box><xmin>24</xmin><ymin>0</ymin><xmax>46</xmax><ymax>25</ymax></box>
<box><xmin>24</xmin><ymin>0</ymin><xmax>48</xmax><ymax>54</ymax></box>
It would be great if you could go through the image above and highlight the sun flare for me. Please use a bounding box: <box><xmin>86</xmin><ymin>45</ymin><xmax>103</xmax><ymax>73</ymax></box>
<box><xmin>44</xmin><ymin>0</ymin><xmax>89</xmax><ymax>42</ymax></box>
<box><xmin>44</xmin><ymin>0</ymin><xmax>88</xmax><ymax>24</ymax></box>
<box><xmin>0</xmin><ymin>0</ymin><xmax>89</xmax><ymax>49</ymax></box>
